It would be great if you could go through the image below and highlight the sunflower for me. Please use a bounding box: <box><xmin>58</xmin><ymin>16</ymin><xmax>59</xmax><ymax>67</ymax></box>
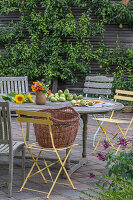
<box><xmin>14</xmin><ymin>94</ymin><xmax>25</xmax><ymax>103</ymax></box>
<box><xmin>28</xmin><ymin>93</ymin><xmax>34</xmax><ymax>103</ymax></box>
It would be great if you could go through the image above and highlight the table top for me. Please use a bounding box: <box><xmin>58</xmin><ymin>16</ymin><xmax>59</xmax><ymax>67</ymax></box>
<box><xmin>2</xmin><ymin>99</ymin><xmax>124</xmax><ymax>115</ymax></box>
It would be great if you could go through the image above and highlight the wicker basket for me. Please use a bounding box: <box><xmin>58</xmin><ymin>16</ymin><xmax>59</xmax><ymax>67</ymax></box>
<box><xmin>121</xmin><ymin>105</ymin><xmax>133</xmax><ymax>113</ymax></box>
<box><xmin>34</xmin><ymin>107</ymin><xmax>80</xmax><ymax>148</ymax></box>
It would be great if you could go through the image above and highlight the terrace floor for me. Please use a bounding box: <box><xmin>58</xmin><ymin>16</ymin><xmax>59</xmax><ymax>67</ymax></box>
<box><xmin>0</xmin><ymin>112</ymin><xmax>132</xmax><ymax>200</ymax></box>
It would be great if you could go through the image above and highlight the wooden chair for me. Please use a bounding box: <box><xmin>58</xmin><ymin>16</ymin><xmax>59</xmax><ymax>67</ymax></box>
<box><xmin>0</xmin><ymin>76</ymin><xmax>29</xmax><ymax>95</ymax></box>
<box><xmin>0</xmin><ymin>102</ymin><xmax>25</xmax><ymax>197</ymax></box>
<box><xmin>83</xmin><ymin>75</ymin><xmax>114</xmax><ymax>146</ymax></box>
<box><xmin>0</xmin><ymin>76</ymin><xmax>30</xmax><ymax>141</ymax></box>
<box><xmin>16</xmin><ymin>109</ymin><xmax>77</xmax><ymax>199</ymax></box>
<box><xmin>93</xmin><ymin>89</ymin><xmax>133</xmax><ymax>154</ymax></box>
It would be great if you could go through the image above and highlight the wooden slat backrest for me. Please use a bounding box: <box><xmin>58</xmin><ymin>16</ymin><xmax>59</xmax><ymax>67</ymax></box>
<box><xmin>83</xmin><ymin>76</ymin><xmax>114</xmax><ymax>96</ymax></box>
<box><xmin>85</xmin><ymin>76</ymin><xmax>114</xmax><ymax>82</ymax></box>
<box><xmin>114</xmin><ymin>89</ymin><xmax>133</xmax><ymax>102</ymax></box>
<box><xmin>0</xmin><ymin>102</ymin><xmax>12</xmax><ymax>143</ymax></box>
<box><xmin>0</xmin><ymin>76</ymin><xmax>29</xmax><ymax>95</ymax></box>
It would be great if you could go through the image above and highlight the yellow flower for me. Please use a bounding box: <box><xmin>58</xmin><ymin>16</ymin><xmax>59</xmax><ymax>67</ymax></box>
<box><xmin>39</xmin><ymin>82</ymin><xmax>42</xmax><ymax>86</ymax></box>
<box><xmin>14</xmin><ymin>94</ymin><xmax>25</xmax><ymax>103</ymax></box>
<box><xmin>28</xmin><ymin>93</ymin><xmax>34</xmax><ymax>103</ymax></box>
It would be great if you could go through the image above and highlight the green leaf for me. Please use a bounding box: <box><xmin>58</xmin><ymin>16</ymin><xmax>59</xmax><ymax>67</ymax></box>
<box><xmin>2</xmin><ymin>96</ymin><xmax>12</xmax><ymax>101</ymax></box>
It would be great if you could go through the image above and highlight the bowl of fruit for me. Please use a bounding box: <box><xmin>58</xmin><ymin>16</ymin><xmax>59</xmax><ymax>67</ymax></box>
<box><xmin>71</xmin><ymin>99</ymin><xmax>103</xmax><ymax>107</ymax></box>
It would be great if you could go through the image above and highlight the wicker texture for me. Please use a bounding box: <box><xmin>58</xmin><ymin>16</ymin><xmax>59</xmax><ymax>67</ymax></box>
<box><xmin>122</xmin><ymin>105</ymin><xmax>133</xmax><ymax>113</ymax></box>
<box><xmin>34</xmin><ymin>107</ymin><xmax>80</xmax><ymax>148</ymax></box>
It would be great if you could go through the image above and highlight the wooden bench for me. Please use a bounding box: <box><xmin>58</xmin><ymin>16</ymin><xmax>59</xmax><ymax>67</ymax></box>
<box><xmin>0</xmin><ymin>76</ymin><xmax>29</xmax><ymax>95</ymax></box>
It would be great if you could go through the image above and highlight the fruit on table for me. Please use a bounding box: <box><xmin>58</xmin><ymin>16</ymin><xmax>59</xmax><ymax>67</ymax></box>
<box><xmin>78</xmin><ymin>95</ymin><xmax>83</xmax><ymax>99</ymax></box>
<box><xmin>64</xmin><ymin>89</ymin><xmax>69</xmax><ymax>97</ymax></box>
<box><xmin>51</xmin><ymin>97</ymin><xmax>58</xmax><ymax>102</ymax></box>
<box><xmin>58</xmin><ymin>90</ymin><xmax>63</xmax><ymax>95</ymax></box>
<box><xmin>48</xmin><ymin>93</ymin><xmax>54</xmax><ymax>100</ymax></box>
<box><xmin>60</xmin><ymin>94</ymin><xmax>65</xmax><ymax>98</ymax></box>
<box><xmin>73</xmin><ymin>94</ymin><xmax>78</xmax><ymax>100</ymax></box>
<box><xmin>48</xmin><ymin>88</ymin><xmax>84</xmax><ymax>103</ymax></box>
<box><xmin>88</xmin><ymin>102</ymin><xmax>93</xmax><ymax>106</ymax></box>
<box><xmin>71</xmin><ymin>100</ymin><xmax>76</xmax><ymax>105</ymax></box>
<box><xmin>80</xmin><ymin>99</ymin><xmax>85</xmax><ymax>105</ymax></box>
<box><xmin>76</xmin><ymin>100</ymin><xmax>80</xmax><ymax>104</ymax></box>
<box><xmin>66</xmin><ymin>94</ymin><xmax>73</xmax><ymax>101</ymax></box>
<box><xmin>55</xmin><ymin>94</ymin><xmax>60</xmax><ymax>100</ymax></box>
<box><xmin>55</xmin><ymin>96</ymin><xmax>59</xmax><ymax>101</ymax></box>
<box><xmin>59</xmin><ymin>97</ymin><xmax>66</xmax><ymax>102</ymax></box>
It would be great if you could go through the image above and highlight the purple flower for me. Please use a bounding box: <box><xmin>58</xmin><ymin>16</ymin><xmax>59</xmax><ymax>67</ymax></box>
<box><xmin>88</xmin><ymin>172</ymin><xmax>95</xmax><ymax>179</ymax></box>
<box><xmin>96</xmin><ymin>152</ymin><xmax>107</xmax><ymax>161</ymax></box>
<box><xmin>103</xmin><ymin>140</ymin><xmax>110</xmax><ymax>149</ymax></box>
<box><xmin>117</xmin><ymin>138</ymin><xmax>128</xmax><ymax>147</ymax></box>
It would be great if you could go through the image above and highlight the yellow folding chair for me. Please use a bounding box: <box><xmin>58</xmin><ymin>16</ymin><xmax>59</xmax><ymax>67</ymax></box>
<box><xmin>93</xmin><ymin>89</ymin><xmax>133</xmax><ymax>154</ymax></box>
<box><xmin>16</xmin><ymin>110</ymin><xmax>76</xmax><ymax>199</ymax></box>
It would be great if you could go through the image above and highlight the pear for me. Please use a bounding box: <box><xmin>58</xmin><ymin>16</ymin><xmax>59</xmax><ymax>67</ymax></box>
<box><xmin>64</xmin><ymin>89</ymin><xmax>69</xmax><ymax>97</ymax></box>
<box><xmin>71</xmin><ymin>100</ymin><xmax>76</xmax><ymax>106</ymax></box>
<box><xmin>66</xmin><ymin>94</ymin><xmax>73</xmax><ymax>101</ymax></box>
<box><xmin>50</xmin><ymin>97</ymin><xmax>57</xmax><ymax>102</ymax></box>
<box><xmin>48</xmin><ymin>93</ymin><xmax>54</xmax><ymax>100</ymax></box>
<box><xmin>88</xmin><ymin>102</ymin><xmax>93</xmax><ymax>106</ymax></box>
<box><xmin>55</xmin><ymin>96</ymin><xmax>59</xmax><ymax>101</ymax></box>
<box><xmin>76</xmin><ymin>100</ymin><xmax>80</xmax><ymax>105</ymax></box>
<box><xmin>58</xmin><ymin>90</ymin><xmax>63</xmax><ymax>96</ymax></box>
<box><xmin>60</xmin><ymin>94</ymin><xmax>65</xmax><ymax>98</ymax></box>
<box><xmin>78</xmin><ymin>95</ymin><xmax>83</xmax><ymax>100</ymax></box>
<box><xmin>80</xmin><ymin>100</ymin><xmax>85</xmax><ymax>105</ymax></box>
<box><xmin>119</xmin><ymin>23</ymin><xmax>123</xmax><ymax>28</ymax></box>
<box><xmin>73</xmin><ymin>94</ymin><xmax>78</xmax><ymax>100</ymax></box>
<box><xmin>59</xmin><ymin>97</ymin><xmax>66</xmax><ymax>102</ymax></box>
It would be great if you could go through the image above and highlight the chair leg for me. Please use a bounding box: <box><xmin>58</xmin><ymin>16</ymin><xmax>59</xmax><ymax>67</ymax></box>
<box><xmin>20</xmin><ymin>150</ymin><xmax>47</xmax><ymax>192</ymax></box>
<box><xmin>47</xmin><ymin>147</ymin><xmax>75</xmax><ymax>199</ymax></box>
<box><xmin>115</xmin><ymin>122</ymin><xmax>132</xmax><ymax>155</ymax></box>
<box><xmin>22</xmin><ymin>147</ymin><xmax>25</xmax><ymax>184</ymax></box>
<box><xmin>8</xmin><ymin>155</ymin><xmax>13</xmax><ymax>197</ymax></box>
<box><xmin>93</xmin><ymin>120</ymin><xmax>115</xmax><ymax>152</ymax></box>
<box><xmin>93</xmin><ymin>114</ymin><xmax>106</xmax><ymax>147</ymax></box>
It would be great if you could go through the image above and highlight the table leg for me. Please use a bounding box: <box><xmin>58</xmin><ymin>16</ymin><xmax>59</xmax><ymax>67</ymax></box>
<box><xmin>81</xmin><ymin>114</ymin><xmax>88</xmax><ymax>158</ymax></box>
<box><xmin>26</xmin><ymin>122</ymin><xmax>30</xmax><ymax>141</ymax></box>
<box><xmin>63</xmin><ymin>113</ymin><xmax>88</xmax><ymax>178</ymax></box>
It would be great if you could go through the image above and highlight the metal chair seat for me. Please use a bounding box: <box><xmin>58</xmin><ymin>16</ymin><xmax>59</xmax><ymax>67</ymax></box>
<box><xmin>28</xmin><ymin>142</ymin><xmax>78</xmax><ymax>152</ymax></box>
<box><xmin>94</xmin><ymin>118</ymin><xmax>131</xmax><ymax>124</ymax></box>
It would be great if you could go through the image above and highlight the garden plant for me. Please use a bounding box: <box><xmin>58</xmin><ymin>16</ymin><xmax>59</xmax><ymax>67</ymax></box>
<box><xmin>0</xmin><ymin>0</ymin><xmax>133</xmax><ymax>93</ymax></box>
<box><xmin>80</xmin><ymin>139</ymin><xmax>133</xmax><ymax>200</ymax></box>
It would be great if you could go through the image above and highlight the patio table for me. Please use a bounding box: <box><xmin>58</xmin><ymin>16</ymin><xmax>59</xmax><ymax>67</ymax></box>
<box><xmin>0</xmin><ymin>97</ymin><xmax>124</xmax><ymax>175</ymax></box>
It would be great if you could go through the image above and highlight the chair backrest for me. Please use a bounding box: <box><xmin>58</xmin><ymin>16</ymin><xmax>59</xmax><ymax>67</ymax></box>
<box><xmin>83</xmin><ymin>75</ymin><xmax>114</xmax><ymax>96</ymax></box>
<box><xmin>16</xmin><ymin>110</ymin><xmax>53</xmax><ymax>147</ymax></box>
<box><xmin>114</xmin><ymin>89</ymin><xmax>133</xmax><ymax>102</ymax></box>
<box><xmin>0</xmin><ymin>76</ymin><xmax>29</xmax><ymax>95</ymax></box>
<box><xmin>0</xmin><ymin>102</ymin><xmax>12</xmax><ymax>144</ymax></box>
